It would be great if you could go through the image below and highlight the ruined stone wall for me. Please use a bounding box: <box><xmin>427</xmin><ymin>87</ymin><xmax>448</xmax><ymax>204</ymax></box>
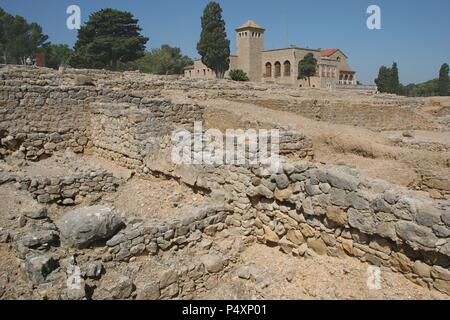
<box><xmin>1</xmin><ymin>66</ymin><xmax>448</xmax><ymax>296</ymax></box>
<box><xmin>234</xmin><ymin>97</ymin><xmax>437</xmax><ymax>131</ymax></box>
<box><xmin>0</xmin><ymin>70</ymin><xmax>96</xmax><ymax>160</ymax></box>
<box><xmin>89</xmin><ymin>100</ymin><xmax>205</xmax><ymax>172</ymax></box>
<box><xmin>149</xmin><ymin>159</ymin><xmax>450</xmax><ymax>295</ymax></box>
<box><xmin>104</xmin><ymin>204</ymin><xmax>233</xmax><ymax>263</ymax></box>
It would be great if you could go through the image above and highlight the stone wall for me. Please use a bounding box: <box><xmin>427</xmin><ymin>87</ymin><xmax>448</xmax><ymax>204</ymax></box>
<box><xmin>232</xmin><ymin>97</ymin><xmax>438</xmax><ymax>131</ymax></box>
<box><xmin>147</xmin><ymin>159</ymin><xmax>450</xmax><ymax>295</ymax></box>
<box><xmin>0</xmin><ymin>75</ymin><xmax>95</xmax><ymax>160</ymax></box>
<box><xmin>104</xmin><ymin>203</ymin><xmax>233</xmax><ymax>262</ymax></box>
<box><xmin>1</xmin><ymin>66</ymin><xmax>448</xmax><ymax>296</ymax></box>
<box><xmin>12</xmin><ymin>168</ymin><xmax>122</xmax><ymax>206</ymax></box>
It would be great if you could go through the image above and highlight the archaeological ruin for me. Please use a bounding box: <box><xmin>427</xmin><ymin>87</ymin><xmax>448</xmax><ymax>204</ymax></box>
<box><xmin>0</xmin><ymin>64</ymin><xmax>449</xmax><ymax>300</ymax></box>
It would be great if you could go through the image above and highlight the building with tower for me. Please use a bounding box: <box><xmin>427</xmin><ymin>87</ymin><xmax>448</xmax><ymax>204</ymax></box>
<box><xmin>184</xmin><ymin>20</ymin><xmax>358</xmax><ymax>89</ymax></box>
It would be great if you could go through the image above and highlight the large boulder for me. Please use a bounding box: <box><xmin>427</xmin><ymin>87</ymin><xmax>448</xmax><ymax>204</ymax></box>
<box><xmin>57</xmin><ymin>206</ymin><xmax>123</xmax><ymax>248</ymax></box>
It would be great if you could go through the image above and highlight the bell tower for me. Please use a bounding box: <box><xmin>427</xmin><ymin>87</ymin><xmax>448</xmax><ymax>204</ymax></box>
<box><xmin>236</xmin><ymin>20</ymin><xmax>265</xmax><ymax>82</ymax></box>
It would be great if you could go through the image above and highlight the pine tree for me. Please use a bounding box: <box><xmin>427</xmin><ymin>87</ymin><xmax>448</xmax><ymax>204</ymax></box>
<box><xmin>0</xmin><ymin>8</ymin><xmax>48</xmax><ymax>64</ymax></box>
<box><xmin>197</xmin><ymin>2</ymin><xmax>230</xmax><ymax>78</ymax></box>
<box><xmin>70</xmin><ymin>8</ymin><xmax>148</xmax><ymax>70</ymax></box>
<box><xmin>438</xmin><ymin>63</ymin><xmax>450</xmax><ymax>96</ymax></box>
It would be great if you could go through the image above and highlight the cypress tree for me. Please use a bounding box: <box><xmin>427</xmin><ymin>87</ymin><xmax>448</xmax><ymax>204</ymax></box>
<box><xmin>197</xmin><ymin>2</ymin><xmax>230</xmax><ymax>78</ymax></box>
<box><xmin>375</xmin><ymin>66</ymin><xmax>390</xmax><ymax>93</ymax></box>
<box><xmin>390</xmin><ymin>62</ymin><xmax>400</xmax><ymax>94</ymax></box>
<box><xmin>438</xmin><ymin>63</ymin><xmax>450</xmax><ymax>96</ymax></box>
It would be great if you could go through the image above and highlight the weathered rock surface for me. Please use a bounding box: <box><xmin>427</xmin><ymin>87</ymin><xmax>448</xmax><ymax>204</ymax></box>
<box><xmin>24</xmin><ymin>255</ymin><xmax>58</xmax><ymax>285</ymax></box>
<box><xmin>57</xmin><ymin>206</ymin><xmax>123</xmax><ymax>248</ymax></box>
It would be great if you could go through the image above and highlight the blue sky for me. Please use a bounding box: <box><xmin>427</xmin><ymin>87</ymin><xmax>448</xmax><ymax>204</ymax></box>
<box><xmin>1</xmin><ymin>0</ymin><xmax>449</xmax><ymax>84</ymax></box>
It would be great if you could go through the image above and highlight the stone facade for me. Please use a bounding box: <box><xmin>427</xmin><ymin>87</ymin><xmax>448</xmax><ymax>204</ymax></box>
<box><xmin>185</xmin><ymin>20</ymin><xmax>358</xmax><ymax>88</ymax></box>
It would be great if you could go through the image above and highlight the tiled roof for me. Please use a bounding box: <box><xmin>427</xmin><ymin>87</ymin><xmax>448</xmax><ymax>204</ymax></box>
<box><xmin>321</xmin><ymin>48</ymin><xmax>347</xmax><ymax>58</ymax></box>
<box><xmin>236</xmin><ymin>20</ymin><xmax>265</xmax><ymax>31</ymax></box>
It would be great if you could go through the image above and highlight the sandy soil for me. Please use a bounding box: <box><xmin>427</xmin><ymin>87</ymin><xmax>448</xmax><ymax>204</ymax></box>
<box><xmin>200</xmin><ymin>98</ymin><xmax>449</xmax><ymax>194</ymax></box>
<box><xmin>199</xmin><ymin>243</ymin><xmax>448</xmax><ymax>300</ymax></box>
<box><xmin>106</xmin><ymin>176</ymin><xmax>206</xmax><ymax>219</ymax></box>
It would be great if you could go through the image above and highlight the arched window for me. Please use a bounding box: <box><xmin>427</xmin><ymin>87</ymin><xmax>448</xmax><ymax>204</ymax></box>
<box><xmin>283</xmin><ymin>61</ymin><xmax>291</xmax><ymax>77</ymax></box>
<box><xmin>274</xmin><ymin>61</ymin><xmax>281</xmax><ymax>77</ymax></box>
<box><xmin>265</xmin><ymin>62</ymin><xmax>272</xmax><ymax>77</ymax></box>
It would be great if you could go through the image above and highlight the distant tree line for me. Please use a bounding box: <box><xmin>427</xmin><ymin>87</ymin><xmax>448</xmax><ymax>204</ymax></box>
<box><xmin>122</xmin><ymin>45</ymin><xmax>193</xmax><ymax>75</ymax></box>
<box><xmin>0</xmin><ymin>6</ymin><xmax>193</xmax><ymax>75</ymax></box>
<box><xmin>0</xmin><ymin>7</ymin><xmax>49</xmax><ymax>64</ymax></box>
<box><xmin>375</xmin><ymin>62</ymin><xmax>449</xmax><ymax>97</ymax></box>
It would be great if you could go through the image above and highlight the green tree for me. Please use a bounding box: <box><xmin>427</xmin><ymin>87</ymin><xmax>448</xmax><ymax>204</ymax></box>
<box><xmin>375</xmin><ymin>66</ymin><xmax>390</xmax><ymax>93</ymax></box>
<box><xmin>196</xmin><ymin>2</ymin><xmax>230</xmax><ymax>78</ymax></box>
<box><xmin>0</xmin><ymin>8</ymin><xmax>49</xmax><ymax>64</ymax></box>
<box><xmin>150</xmin><ymin>45</ymin><xmax>192</xmax><ymax>74</ymax></box>
<box><xmin>438</xmin><ymin>63</ymin><xmax>450</xmax><ymax>96</ymax></box>
<box><xmin>297</xmin><ymin>53</ymin><xmax>317</xmax><ymax>87</ymax></box>
<box><xmin>40</xmin><ymin>44</ymin><xmax>74</xmax><ymax>69</ymax></box>
<box><xmin>229</xmin><ymin>69</ymin><xmax>249</xmax><ymax>81</ymax></box>
<box><xmin>389</xmin><ymin>62</ymin><xmax>400</xmax><ymax>94</ymax></box>
<box><xmin>70</xmin><ymin>8</ymin><xmax>148</xmax><ymax>70</ymax></box>
<box><xmin>126</xmin><ymin>45</ymin><xmax>193</xmax><ymax>74</ymax></box>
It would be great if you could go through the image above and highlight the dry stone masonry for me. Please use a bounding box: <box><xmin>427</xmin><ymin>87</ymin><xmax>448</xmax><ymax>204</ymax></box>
<box><xmin>0</xmin><ymin>65</ymin><xmax>448</xmax><ymax>299</ymax></box>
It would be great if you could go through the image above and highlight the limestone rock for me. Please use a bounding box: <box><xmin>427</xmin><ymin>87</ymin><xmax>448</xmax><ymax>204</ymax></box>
<box><xmin>100</xmin><ymin>274</ymin><xmax>134</xmax><ymax>300</ymax></box>
<box><xmin>255</xmin><ymin>185</ymin><xmax>274</xmax><ymax>199</ymax></box>
<box><xmin>140</xmin><ymin>282</ymin><xmax>160</xmax><ymax>300</ymax></box>
<box><xmin>57</xmin><ymin>206</ymin><xmax>123</xmax><ymax>248</ymax></box>
<box><xmin>20</xmin><ymin>200</ymin><xmax>47</xmax><ymax>219</ymax></box>
<box><xmin>262</xmin><ymin>225</ymin><xmax>279</xmax><ymax>244</ymax></box>
<box><xmin>395</xmin><ymin>221</ymin><xmax>438</xmax><ymax>249</ymax></box>
<box><xmin>24</xmin><ymin>255</ymin><xmax>58</xmax><ymax>285</ymax></box>
<box><xmin>21</xmin><ymin>230</ymin><xmax>59</xmax><ymax>249</ymax></box>
<box><xmin>75</xmin><ymin>75</ymin><xmax>95</xmax><ymax>86</ymax></box>
<box><xmin>442</xmin><ymin>210</ymin><xmax>450</xmax><ymax>227</ymax></box>
<box><xmin>160</xmin><ymin>270</ymin><xmax>178</xmax><ymax>288</ymax></box>
<box><xmin>415</xmin><ymin>203</ymin><xmax>442</xmax><ymax>228</ymax></box>
<box><xmin>274</xmin><ymin>174</ymin><xmax>289</xmax><ymax>190</ymax></box>
<box><xmin>326</xmin><ymin>169</ymin><xmax>359</xmax><ymax>191</ymax></box>
<box><xmin>348</xmin><ymin>208</ymin><xmax>375</xmax><ymax>234</ymax></box>
<box><xmin>431</xmin><ymin>266</ymin><xmax>450</xmax><ymax>281</ymax></box>
<box><xmin>286</xmin><ymin>229</ymin><xmax>305</xmax><ymax>245</ymax></box>
<box><xmin>326</xmin><ymin>206</ymin><xmax>348</xmax><ymax>226</ymax></box>
<box><xmin>433</xmin><ymin>279</ymin><xmax>450</xmax><ymax>295</ymax></box>
<box><xmin>200</xmin><ymin>255</ymin><xmax>224</xmax><ymax>273</ymax></box>
<box><xmin>413</xmin><ymin>261</ymin><xmax>431</xmax><ymax>278</ymax></box>
<box><xmin>307</xmin><ymin>238</ymin><xmax>327</xmax><ymax>255</ymax></box>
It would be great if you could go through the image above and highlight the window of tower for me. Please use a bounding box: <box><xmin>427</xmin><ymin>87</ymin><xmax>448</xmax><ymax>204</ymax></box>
<box><xmin>283</xmin><ymin>61</ymin><xmax>291</xmax><ymax>76</ymax></box>
<box><xmin>265</xmin><ymin>62</ymin><xmax>272</xmax><ymax>77</ymax></box>
<box><xmin>274</xmin><ymin>62</ymin><xmax>281</xmax><ymax>77</ymax></box>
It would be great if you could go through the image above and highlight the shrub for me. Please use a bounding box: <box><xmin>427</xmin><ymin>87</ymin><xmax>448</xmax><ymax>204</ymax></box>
<box><xmin>229</xmin><ymin>69</ymin><xmax>249</xmax><ymax>82</ymax></box>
